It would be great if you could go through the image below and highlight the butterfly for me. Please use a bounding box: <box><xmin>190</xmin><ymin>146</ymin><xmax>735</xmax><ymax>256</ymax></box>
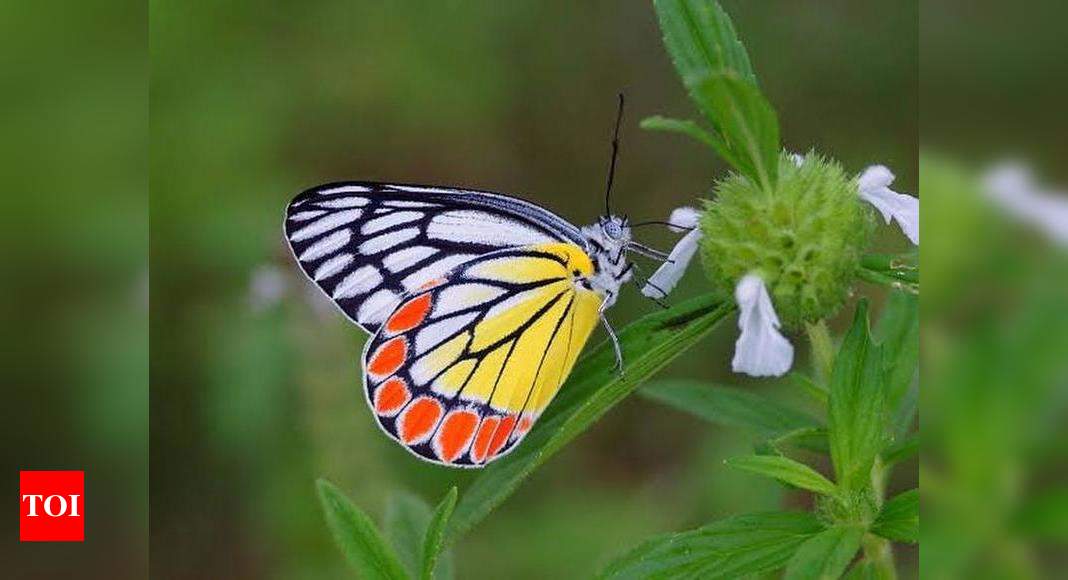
<box><xmin>284</xmin><ymin>98</ymin><xmax>695</xmax><ymax>467</ymax></box>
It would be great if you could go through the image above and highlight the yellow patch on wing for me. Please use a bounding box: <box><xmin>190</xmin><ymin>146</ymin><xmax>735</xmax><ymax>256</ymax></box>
<box><xmin>432</xmin><ymin>358</ymin><xmax>477</xmax><ymax>396</ymax></box>
<box><xmin>526</xmin><ymin>287</ymin><xmax>600</xmax><ymax>414</ymax></box>
<box><xmin>466</xmin><ymin>243</ymin><xmax>595</xmax><ymax>283</ymax></box>
<box><xmin>461</xmin><ymin>342</ymin><xmax>511</xmax><ymax>403</ymax></box>
<box><xmin>410</xmin><ymin>332</ymin><xmax>469</xmax><ymax>385</ymax></box>
<box><xmin>489</xmin><ymin>291</ymin><xmax>574</xmax><ymax>412</ymax></box>
<box><xmin>469</xmin><ymin>282</ymin><xmax>566</xmax><ymax>352</ymax></box>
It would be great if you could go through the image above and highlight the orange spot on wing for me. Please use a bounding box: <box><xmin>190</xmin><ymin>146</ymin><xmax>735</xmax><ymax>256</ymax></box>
<box><xmin>386</xmin><ymin>293</ymin><xmax>432</xmax><ymax>334</ymax></box>
<box><xmin>373</xmin><ymin>378</ymin><xmax>410</xmax><ymax>416</ymax></box>
<box><xmin>516</xmin><ymin>415</ymin><xmax>533</xmax><ymax>436</ymax></box>
<box><xmin>471</xmin><ymin>416</ymin><xmax>500</xmax><ymax>463</ymax></box>
<box><xmin>368</xmin><ymin>337</ymin><xmax>407</xmax><ymax>377</ymax></box>
<box><xmin>399</xmin><ymin>397</ymin><xmax>443</xmax><ymax>444</ymax></box>
<box><xmin>488</xmin><ymin>415</ymin><xmax>517</xmax><ymax>458</ymax></box>
<box><xmin>435</xmin><ymin>410</ymin><xmax>479</xmax><ymax>463</ymax></box>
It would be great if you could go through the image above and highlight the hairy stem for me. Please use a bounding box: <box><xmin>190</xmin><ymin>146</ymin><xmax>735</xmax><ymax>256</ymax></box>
<box><xmin>805</xmin><ymin>320</ymin><xmax>835</xmax><ymax>383</ymax></box>
<box><xmin>862</xmin><ymin>533</ymin><xmax>898</xmax><ymax>580</ymax></box>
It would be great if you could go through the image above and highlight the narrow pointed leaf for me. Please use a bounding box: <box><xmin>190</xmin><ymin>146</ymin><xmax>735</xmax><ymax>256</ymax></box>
<box><xmin>445</xmin><ymin>294</ymin><xmax>732</xmax><ymax>544</ymax></box>
<box><xmin>784</xmin><ymin>525</ymin><xmax>864</xmax><ymax>580</ymax></box>
<box><xmin>599</xmin><ymin>511</ymin><xmax>822</xmax><ymax>579</ymax></box>
<box><xmin>690</xmin><ymin>73</ymin><xmax>780</xmax><ymax>190</ymax></box>
<box><xmin>640</xmin><ymin>380</ymin><xmax>819</xmax><ymax>438</ymax></box>
<box><xmin>872</xmin><ymin>489</ymin><xmax>918</xmax><ymax>544</ymax></box>
<box><xmin>875</xmin><ymin>290</ymin><xmax>919</xmax><ymax>410</ymax></box>
<box><xmin>317</xmin><ymin>479</ymin><xmax>409</xmax><ymax>580</ymax></box>
<box><xmin>384</xmin><ymin>491</ymin><xmax>432</xmax><ymax>577</ymax></box>
<box><xmin>653</xmin><ymin>0</ymin><xmax>757</xmax><ymax>87</ymax></box>
<box><xmin>726</xmin><ymin>455</ymin><xmax>838</xmax><ymax>496</ymax></box>
<box><xmin>640</xmin><ymin>115</ymin><xmax>741</xmax><ymax>168</ymax></box>
<box><xmin>420</xmin><ymin>487</ymin><xmax>457</xmax><ymax>580</ymax></box>
<box><xmin>828</xmin><ymin>301</ymin><xmax>887</xmax><ymax>492</ymax></box>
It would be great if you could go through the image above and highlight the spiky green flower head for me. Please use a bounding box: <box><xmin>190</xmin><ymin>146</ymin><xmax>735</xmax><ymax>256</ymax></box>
<box><xmin>699</xmin><ymin>152</ymin><xmax>873</xmax><ymax>328</ymax></box>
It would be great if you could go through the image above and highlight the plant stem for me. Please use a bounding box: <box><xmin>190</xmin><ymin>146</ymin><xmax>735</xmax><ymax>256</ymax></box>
<box><xmin>862</xmin><ymin>457</ymin><xmax>896</xmax><ymax>577</ymax></box>
<box><xmin>861</xmin><ymin>534</ymin><xmax>898</xmax><ymax>580</ymax></box>
<box><xmin>805</xmin><ymin>320</ymin><xmax>835</xmax><ymax>383</ymax></box>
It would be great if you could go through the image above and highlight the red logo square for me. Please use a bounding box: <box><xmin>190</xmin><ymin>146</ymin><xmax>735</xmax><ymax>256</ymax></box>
<box><xmin>19</xmin><ymin>471</ymin><xmax>84</xmax><ymax>542</ymax></box>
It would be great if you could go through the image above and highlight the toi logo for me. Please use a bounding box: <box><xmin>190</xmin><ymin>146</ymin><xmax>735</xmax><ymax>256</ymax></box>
<box><xmin>19</xmin><ymin>471</ymin><xmax>84</xmax><ymax>542</ymax></box>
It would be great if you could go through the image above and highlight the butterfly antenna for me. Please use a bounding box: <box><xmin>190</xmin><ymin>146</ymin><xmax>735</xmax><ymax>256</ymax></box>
<box><xmin>629</xmin><ymin>220</ymin><xmax>695</xmax><ymax>231</ymax></box>
<box><xmin>604</xmin><ymin>93</ymin><xmax>624</xmax><ymax>216</ymax></box>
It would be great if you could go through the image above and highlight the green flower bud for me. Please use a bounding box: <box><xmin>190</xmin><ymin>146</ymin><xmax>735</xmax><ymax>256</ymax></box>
<box><xmin>699</xmin><ymin>152</ymin><xmax>873</xmax><ymax>328</ymax></box>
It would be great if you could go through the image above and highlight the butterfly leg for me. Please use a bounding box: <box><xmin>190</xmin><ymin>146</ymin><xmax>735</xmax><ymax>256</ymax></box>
<box><xmin>627</xmin><ymin>242</ymin><xmax>673</xmax><ymax>262</ymax></box>
<box><xmin>599</xmin><ymin>300</ymin><xmax>624</xmax><ymax>374</ymax></box>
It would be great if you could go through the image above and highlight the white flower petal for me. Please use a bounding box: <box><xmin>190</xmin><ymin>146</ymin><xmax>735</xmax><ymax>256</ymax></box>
<box><xmin>984</xmin><ymin>162</ymin><xmax>1068</xmax><ymax>247</ymax></box>
<box><xmin>668</xmin><ymin>206</ymin><xmax>701</xmax><ymax>231</ymax></box>
<box><xmin>858</xmin><ymin>165</ymin><xmax>919</xmax><ymax>245</ymax></box>
<box><xmin>731</xmin><ymin>274</ymin><xmax>794</xmax><ymax>377</ymax></box>
<box><xmin>641</xmin><ymin>206</ymin><xmax>702</xmax><ymax>299</ymax></box>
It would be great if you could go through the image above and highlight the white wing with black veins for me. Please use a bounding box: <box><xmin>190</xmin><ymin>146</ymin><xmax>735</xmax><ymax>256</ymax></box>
<box><xmin>284</xmin><ymin>181</ymin><xmax>586</xmax><ymax>333</ymax></box>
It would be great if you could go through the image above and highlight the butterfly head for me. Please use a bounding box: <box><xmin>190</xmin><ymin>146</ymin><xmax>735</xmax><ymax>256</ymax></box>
<box><xmin>578</xmin><ymin>214</ymin><xmax>634</xmax><ymax>309</ymax></box>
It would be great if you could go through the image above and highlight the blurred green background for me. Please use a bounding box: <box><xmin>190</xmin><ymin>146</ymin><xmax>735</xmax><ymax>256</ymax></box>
<box><xmin>3</xmin><ymin>0</ymin><xmax>145</xmax><ymax>576</ymax></box>
<box><xmin>150</xmin><ymin>1</ymin><xmax>916</xmax><ymax>578</ymax></box>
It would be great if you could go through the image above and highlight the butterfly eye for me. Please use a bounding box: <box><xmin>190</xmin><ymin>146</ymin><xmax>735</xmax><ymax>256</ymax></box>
<box><xmin>603</xmin><ymin>220</ymin><xmax>623</xmax><ymax>239</ymax></box>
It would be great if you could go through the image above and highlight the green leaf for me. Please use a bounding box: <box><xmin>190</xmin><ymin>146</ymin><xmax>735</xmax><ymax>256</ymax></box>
<box><xmin>856</xmin><ymin>267</ymin><xmax>919</xmax><ymax>294</ymax></box>
<box><xmin>784</xmin><ymin>525</ymin><xmax>864</xmax><ymax>580</ymax></box>
<box><xmin>652</xmin><ymin>0</ymin><xmax>757</xmax><ymax>88</ymax></box>
<box><xmin>872</xmin><ymin>489</ymin><xmax>918</xmax><ymax>544</ymax></box>
<box><xmin>875</xmin><ymin>290</ymin><xmax>919</xmax><ymax>411</ymax></box>
<box><xmin>420</xmin><ymin>487</ymin><xmax>457</xmax><ymax>580</ymax></box>
<box><xmin>651</xmin><ymin>0</ymin><xmax>779</xmax><ymax>187</ymax></box>
<box><xmin>691</xmin><ymin>73</ymin><xmax>780</xmax><ymax>190</ymax></box>
<box><xmin>445</xmin><ymin>293</ymin><xmax>732</xmax><ymax>545</ymax></box>
<box><xmin>640</xmin><ymin>115</ymin><xmax>719</xmax><ymax>148</ymax></box>
<box><xmin>841</xmin><ymin>560</ymin><xmax>877</xmax><ymax>580</ymax></box>
<box><xmin>861</xmin><ymin>253</ymin><xmax>919</xmax><ymax>284</ymax></box>
<box><xmin>726</xmin><ymin>455</ymin><xmax>838</xmax><ymax>496</ymax></box>
<box><xmin>767</xmin><ymin>426</ymin><xmax>830</xmax><ymax>455</ymax></box>
<box><xmin>639</xmin><ymin>115</ymin><xmax>742</xmax><ymax>169</ymax></box>
<box><xmin>640</xmin><ymin>380</ymin><xmax>819</xmax><ymax>438</ymax></box>
<box><xmin>599</xmin><ymin>511</ymin><xmax>823</xmax><ymax>579</ymax></box>
<box><xmin>384</xmin><ymin>491</ymin><xmax>432</xmax><ymax>577</ymax></box>
<box><xmin>316</xmin><ymin>479</ymin><xmax>409</xmax><ymax>580</ymax></box>
<box><xmin>857</xmin><ymin>253</ymin><xmax>919</xmax><ymax>295</ymax></box>
<box><xmin>790</xmin><ymin>372</ymin><xmax>829</xmax><ymax>405</ymax></box>
<box><xmin>828</xmin><ymin>301</ymin><xmax>887</xmax><ymax>493</ymax></box>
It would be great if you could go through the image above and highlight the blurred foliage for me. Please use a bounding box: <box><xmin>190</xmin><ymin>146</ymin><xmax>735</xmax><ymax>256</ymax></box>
<box><xmin>149</xmin><ymin>0</ymin><xmax>915</xmax><ymax>578</ymax></box>
<box><xmin>2</xmin><ymin>0</ymin><xmax>146</xmax><ymax>576</ymax></box>
<box><xmin>920</xmin><ymin>155</ymin><xmax>1068</xmax><ymax>578</ymax></box>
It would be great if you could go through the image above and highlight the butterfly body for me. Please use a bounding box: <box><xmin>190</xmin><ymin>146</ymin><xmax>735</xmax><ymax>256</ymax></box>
<box><xmin>286</xmin><ymin>182</ymin><xmax>652</xmax><ymax>467</ymax></box>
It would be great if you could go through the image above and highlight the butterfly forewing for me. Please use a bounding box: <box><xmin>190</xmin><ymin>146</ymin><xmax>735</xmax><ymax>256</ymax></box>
<box><xmin>362</xmin><ymin>243</ymin><xmax>602</xmax><ymax>467</ymax></box>
<box><xmin>285</xmin><ymin>182</ymin><xmax>586</xmax><ymax>333</ymax></box>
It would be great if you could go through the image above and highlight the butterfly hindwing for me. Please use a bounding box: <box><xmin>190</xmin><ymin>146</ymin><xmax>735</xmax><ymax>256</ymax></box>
<box><xmin>285</xmin><ymin>182</ymin><xmax>587</xmax><ymax>333</ymax></box>
<box><xmin>362</xmin><ymin>243</ymin><xmax>603</xmax><ymax>467</ymax></box>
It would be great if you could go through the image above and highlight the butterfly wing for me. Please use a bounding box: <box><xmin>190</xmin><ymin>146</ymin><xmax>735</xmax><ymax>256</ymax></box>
<box><xmin>362</xmin><ymin>242</ymin><xmax>603</xmax><ymax>467</ymax></box>
<box><xmin>285</xmin><ymin>182</ymin><xmax>587</xmax><ymax>334</ymax></box>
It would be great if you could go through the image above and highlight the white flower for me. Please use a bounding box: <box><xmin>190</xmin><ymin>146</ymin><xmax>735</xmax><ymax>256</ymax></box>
<box><xmin>858</xmin><ymin>165</ymin><xmax>919</xmax><ymax>245</ymax></box>
<box><xmin>641</xmin><ymin>206</ymin><xmax>703</xmax><ymax>300</ymax></box>
<box><xmin>732</xmin><ymin>273</ymin><xmax>794</xmax><ymax>377</ymax></box>
<box><xmin>789</xmin><ymin>152</ymin><xmax>805</xmax><ymax>167</ymax></box>
<box><xmin>983</xmin><ymin>162</ymin><xmax>1068</xmax><ymax>247</ymax></box>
